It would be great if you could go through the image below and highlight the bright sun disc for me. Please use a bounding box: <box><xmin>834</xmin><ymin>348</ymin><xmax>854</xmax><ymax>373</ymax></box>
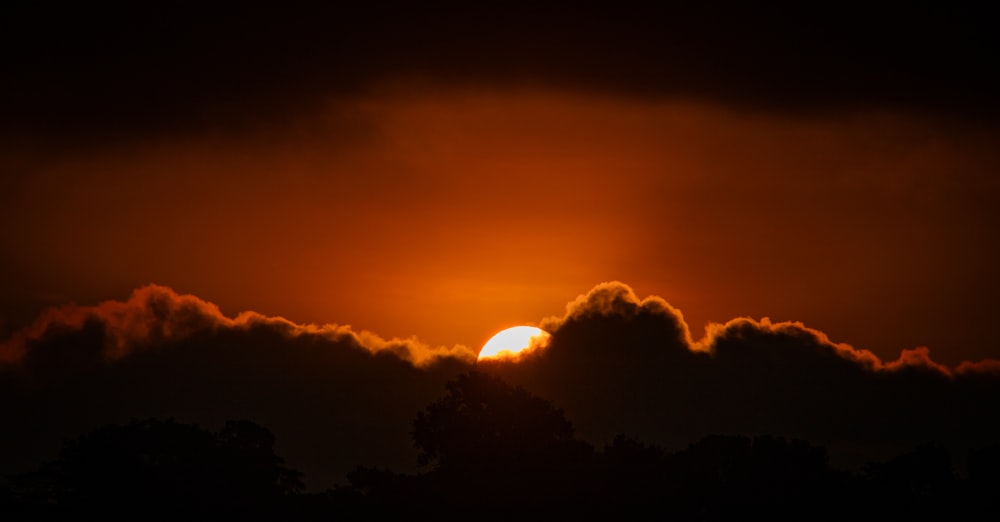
<box><xmin>478</xmin><ymin>326</ymin><xmax>550</xmax><ymax>361</ymax></box>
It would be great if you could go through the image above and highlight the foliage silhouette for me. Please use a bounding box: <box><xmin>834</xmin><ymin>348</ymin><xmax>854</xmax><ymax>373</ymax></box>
<box><xmin>413</xmin><ymin>371</ymin><xmax>582</xmax><ymax>469</ymax></box>
<box><xmin>4</xmin><ymin>378</ymin><xmax>1000</xmax><ymax>520</ymax></box>
<box><xmin>410</xmin><ymin>371</ymin><xmax>598</xmax><ymax>519</ymax></box>
<box><xmin>10</xmin><ymin>418</ymin><xmax>302</xmax><ymax>520</ymax></box>
<box><xmin>336</xmin><ymin>372</ymin><xmax>1000</xmax><ymax>520</ymax></box>
<box><xmin>967</xmin><ymin>443</ymin><xmax>1000</xmax><ymax>516</ymax></box>
<box><xmin>861</xmin><ymin>443</ymin><xmax>957</xmax><ymax>519</ymax></box>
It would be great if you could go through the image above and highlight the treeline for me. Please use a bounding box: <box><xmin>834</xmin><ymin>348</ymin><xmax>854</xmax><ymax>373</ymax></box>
<box><xmin>3</xmin><ymin>372</ymin><xmax>999</xmax><ymax>520</ymax></box>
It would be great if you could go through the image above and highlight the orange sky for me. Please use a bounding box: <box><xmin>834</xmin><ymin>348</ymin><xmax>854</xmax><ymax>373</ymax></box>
<box><xmin>3</xmin><ymin>87</ymin><xmax>997</xmax><ymax>364</ymax></box>
<box><xmin>4</xmin><ymin>6</ymin><xmax>1000</xmax><ymax>497</ymax></box>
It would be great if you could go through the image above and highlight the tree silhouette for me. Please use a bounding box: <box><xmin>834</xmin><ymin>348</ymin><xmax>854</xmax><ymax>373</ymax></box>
<box><xmin>12</xmin><ymin>389</ymin><xmax>990</xmax><ymax>519</ymax></box>
<box><xmin>412</xmin><ymin>371</ymin><xmax>582</xmax><ymax>470</ymax></box>
<box><xmin>596</xmin><ymin>435</ymin><xmax>673</xmax><ymax>516</ymax></box>
<box><xmin>12</xmin><ymin>418</ymin><xmax>302</xmax><ymax>520</ymax></box>
<box><xmin>671</xmin><ymin>434</ymin><xmax>837</xmax><ymax>518</ymax></box>
<box><xmin>216</xmin><ymin>419</ymin><xmax>305</xmax><ymax>502</ymax></box>
<box><xmin>967</xmin><ymin>443</ymin><xmax>1000</xmax><ymax>517</ymax></box>
<box><xmin>410</xmin><ymin>371</ymin><xmax>597</xmax><ymax>518</ymax></box>
<box><xmin>862</xmin><ymin>443</ymin><xmax>956</xmax><ymax>519</ymax></box>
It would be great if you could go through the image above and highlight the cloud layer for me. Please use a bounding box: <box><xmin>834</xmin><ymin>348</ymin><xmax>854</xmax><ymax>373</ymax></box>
<box><xmin>5</xmin><ymin>4</ymin><xmax>997</xmax><ymax>143</ymax></box>
<box><xmin>491</xmin><ymin>282</ymin><xmax>1000</xmax><ymax>470</ymax></box>
<box><xmin>0</xmin><ymin>284</ymin><xmax>475</xmax><ymax>371</ymax></box>
<box><xmin>3</xmin><ymin>282</ymin><xmax>999</xmax><ymax>488</ymax></box>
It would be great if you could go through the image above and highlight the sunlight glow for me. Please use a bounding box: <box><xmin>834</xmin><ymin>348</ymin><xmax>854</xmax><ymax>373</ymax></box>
<box><xmin>477</xmin><ymin>326</ymin><xmax>551</xmax><ymax>361</ymax></box>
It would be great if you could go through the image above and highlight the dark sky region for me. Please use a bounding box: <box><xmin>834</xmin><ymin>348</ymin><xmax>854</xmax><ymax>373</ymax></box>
<box><xmin>2</xmin><ymin>3</ymin><xmax>1000</xmax><ymax>490</ymax></box>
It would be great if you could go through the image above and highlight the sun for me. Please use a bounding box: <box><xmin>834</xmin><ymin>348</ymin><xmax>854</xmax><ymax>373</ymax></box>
<box><xmin>477</xmin><ymin>326</ymin><xmax>551</xmax><ymax>361</ymax></box>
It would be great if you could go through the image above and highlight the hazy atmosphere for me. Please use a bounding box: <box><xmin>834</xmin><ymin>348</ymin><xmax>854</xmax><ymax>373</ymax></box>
<box><xmin>3</xmin><ymin>3</ymin><xmax>999</xmax><ymax>518</ymax></box>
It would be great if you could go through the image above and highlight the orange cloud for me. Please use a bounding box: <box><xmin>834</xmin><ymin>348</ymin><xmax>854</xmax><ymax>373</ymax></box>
<box><xmin>955</xmin><ymin>359</ymin><xmax>1000</xmax><ymax>376</ymax></box>
<box><xmin>6</xmin><ymin>281</ymin><xmax>995</xmax><ymax>380</ymax></box>
<box><xmin>540</xmin><ymin>281</ymin><xmax>987</xmax><ymax>377</ymax></box>
<box><xmin>698</xmin><ymin>316</ymin><xmax>884</xmax><ymax>372</ymax></box>
<box><xmin>884</xmin><ymin>346</ymin><xmax>954</xmax><ymax>376</ymax></box>
<box><xmin>544</xmin><ymin>282</ymin><xmax>689</xmax><ymax>332</ymax></box>
<box><xmin>0</xmin><ymin>285</ymin><xmax>475</xmax><ymax>370</ymax></box>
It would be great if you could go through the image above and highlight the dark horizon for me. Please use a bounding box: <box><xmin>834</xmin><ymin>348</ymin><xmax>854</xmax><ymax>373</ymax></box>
<box><xmin>5</xmin><ymin>371</ymin><xmax>1000</xmax><ymax>519</ymax></box>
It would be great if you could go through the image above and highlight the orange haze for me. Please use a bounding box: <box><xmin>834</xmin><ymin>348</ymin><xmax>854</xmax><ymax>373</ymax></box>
<box><xmin>2</xmin><ymin>88</ymin><xmax>998</xmax><ymax>365</ymax></box>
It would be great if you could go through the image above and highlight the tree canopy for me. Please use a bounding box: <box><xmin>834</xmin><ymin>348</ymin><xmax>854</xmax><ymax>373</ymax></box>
<box><xmin>412</xmin><ymin>371</ymin><xmax>581</xmax><ymax>472</ymax></box>
<box><xmin>11</xmin><ymin>418</ymin><xmax>302</xmax><ymax>520</ymax></box>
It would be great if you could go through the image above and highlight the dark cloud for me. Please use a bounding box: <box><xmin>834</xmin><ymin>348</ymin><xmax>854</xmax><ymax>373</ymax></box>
<box><xmin>3</xmin><ymin>282</ymin><xmax>999</xmax><ymax>490</ymax></box>
<box><xmin>489</xmin><ymin>282</ymin><xmax>1000</xmax><ymax>470</ymax></box>
<box><xmin>0</xmin><ymin>285</ymin><xmax>474</xmax><ymax>489</ymax></box>
<box><xmin>0</xmin><ymin>284</ymin><xmax>474</xmax><ymax>372</ymax></box>
<box><xmin>3</xmin><ymin>3</ymin><xmax>997</xmax><ymax>143</ymax></box>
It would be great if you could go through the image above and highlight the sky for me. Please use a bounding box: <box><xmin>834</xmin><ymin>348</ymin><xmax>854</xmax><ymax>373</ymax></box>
<box><xmin>2</xmin><ymin>3</ymin><xmax>1000</xmax><ymax>489</ymax></box>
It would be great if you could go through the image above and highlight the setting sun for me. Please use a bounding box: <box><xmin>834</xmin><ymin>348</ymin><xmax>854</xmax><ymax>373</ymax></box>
<box><xmin>478</xmin><ymin>326</ymin><xmax>551</xmax><ymax>361</ymax></box>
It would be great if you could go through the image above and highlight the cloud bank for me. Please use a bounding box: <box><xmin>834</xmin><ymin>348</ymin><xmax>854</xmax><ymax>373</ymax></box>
<box><xmin>2</xmin><ymin>282</ymin><xmax>999</xmax><ymax>488</ymax></box>
<box><xmin>0</xmin><ymin>284</ymin><xmax>475</xmax><ymax>371</ymax></box>
<box><xmin>490</xmin><ymin>282</ymin><xmax>1000</xmax><ymax>470</ymax></box>
<box><xmin>0</xmin><ymin>286</ymin><xmax>474</xmax><ymax>488</ymax></box>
